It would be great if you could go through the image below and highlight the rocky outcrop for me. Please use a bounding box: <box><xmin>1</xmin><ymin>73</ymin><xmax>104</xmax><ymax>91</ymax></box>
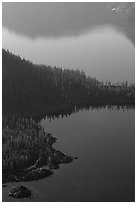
<box><xmin>22</xmin><ymin>168</ymin><xmax>53</xmax><ymax>181</ymax></box>
<box><xmin>9</xmin><ymin>185</ymin><xmax>32</xmax><ymax>198</ymax></box>
<box><xmin>3</xmin><ymin>126</ymin><xmax>77</xmax><ymax>184</ymax></box>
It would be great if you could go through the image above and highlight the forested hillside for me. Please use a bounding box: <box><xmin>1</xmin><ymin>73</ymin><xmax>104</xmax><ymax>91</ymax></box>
<box><xmin>2</xmin><ymin>49</ymin><xmax>134</xmax><ymax>117</ymax></box>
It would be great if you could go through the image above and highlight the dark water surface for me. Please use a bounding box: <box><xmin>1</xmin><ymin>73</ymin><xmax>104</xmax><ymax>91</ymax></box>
<box><xmin>3</xmin><ymin>106</ymin><xmax>135</xmax><ymax>202</ymax></box>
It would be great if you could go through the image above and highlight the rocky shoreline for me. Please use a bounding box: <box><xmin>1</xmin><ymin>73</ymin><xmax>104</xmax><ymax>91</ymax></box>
<box><xmin>3</xmin><ymin>129</ymin><xmax>75</xmax><ymax>184</ymax></box>
<box><xmin>8</xmin><ymin>185</ymin><xmax>32</xmax><ymax>199</ymax></box>
<box><xmin>2</xmin><ymin>118</ymin><xmax>77</xmax><ymax>198</ymax></box>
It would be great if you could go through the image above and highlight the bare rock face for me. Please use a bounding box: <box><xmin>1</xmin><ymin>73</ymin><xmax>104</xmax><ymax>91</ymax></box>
<box><xmin>8</xmin><ymin>185</ymin><xmax>32</xmax><ymax>198</ymax></box>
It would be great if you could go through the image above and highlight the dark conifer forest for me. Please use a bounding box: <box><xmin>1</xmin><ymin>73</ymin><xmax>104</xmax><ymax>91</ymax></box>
<box><xmin>2</xmin><ymin>49</ymin><xmax>135</xmax><ymax>117</ymax></box>
<box><xmin>2</xmin><ymin>2</ymin><xmax>135</xmax><ymax>201</ymax></box>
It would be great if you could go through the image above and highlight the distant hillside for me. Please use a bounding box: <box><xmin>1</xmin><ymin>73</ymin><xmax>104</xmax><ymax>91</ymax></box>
<box><xmin>108</xmin><ymin>2</ymin><xmax>135</xmax><ymax>23</ymax></box>
<box><xmin>2</xmin><ymin>49</ymin><xmax>134</xmax><ymax>117</ymax></box>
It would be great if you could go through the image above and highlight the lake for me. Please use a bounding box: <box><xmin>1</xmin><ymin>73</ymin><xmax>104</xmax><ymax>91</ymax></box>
<box><xmin>2</xmin><ymin>2</ymin><xmax>135</xmax><ymax>202</ymax></box>
<box><xmin>3</xmin><ymin>106</ymin><xmax>135</xmax><ymax>202</ymax></box>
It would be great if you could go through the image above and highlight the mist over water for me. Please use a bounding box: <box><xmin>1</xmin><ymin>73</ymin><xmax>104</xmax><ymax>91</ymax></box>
<box><xmin>2</xmin><ymin>26</ymin><xmax>134</xmax><ymax>83</ymax></box>
<box><xmin>2</xmin><ymin>2</ymin><xmax>135</xmax><ymax>202</ymax></box>
<box><xmin>2</xmin><ymin>2</ymin><xmax>135</xmax><ymax>83</ymax></box>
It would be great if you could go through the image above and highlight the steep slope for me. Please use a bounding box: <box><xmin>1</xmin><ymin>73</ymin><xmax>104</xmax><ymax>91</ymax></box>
<box><xmin>2</xmin><ymin>49</ymin><xmax>134</xmax><ymax>117</ymax></box>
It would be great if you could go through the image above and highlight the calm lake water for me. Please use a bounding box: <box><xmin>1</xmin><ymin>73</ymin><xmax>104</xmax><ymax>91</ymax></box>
<box><xmin>3</xmin><ymin>106</ymin><xmax>135</xmax><ymax>202</ymax></box>
<box><xmin>2</xmin><ymin>3</ymin><xmax>135</xmax><ymax>202</ymax></box>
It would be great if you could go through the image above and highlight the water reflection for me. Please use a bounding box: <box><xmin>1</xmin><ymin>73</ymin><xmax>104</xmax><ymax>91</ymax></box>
<box><xmin>40</xmin><ymin>105</ymin><xmax>134</xmax><ymax>122</ymax></box>
<box><xmin>3</xmin><ymin>106</ymin><xmax>134</xmax><ymax>202</ymax></box>
<box><xmin>40</xmin><ymin>105</ymin><xmax>134</xmax><ymax>202</ymax></box>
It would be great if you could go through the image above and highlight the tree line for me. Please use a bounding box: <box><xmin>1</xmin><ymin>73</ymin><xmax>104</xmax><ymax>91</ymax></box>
<box><xmin>2</xmin><ymin>49</ymin><xmax>135</xmax><ymax>117</ymax></box>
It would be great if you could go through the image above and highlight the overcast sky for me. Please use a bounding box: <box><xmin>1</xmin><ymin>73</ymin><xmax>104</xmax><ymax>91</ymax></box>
<box><xmin>2</xmin><ymin>3</ymin><xmax>119</xmax><ymax>38</ymax></box>
<box><xmin>2</xmin><ymin>2</ymin><xmax>135</xmax><ymax>83</ymax></box>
